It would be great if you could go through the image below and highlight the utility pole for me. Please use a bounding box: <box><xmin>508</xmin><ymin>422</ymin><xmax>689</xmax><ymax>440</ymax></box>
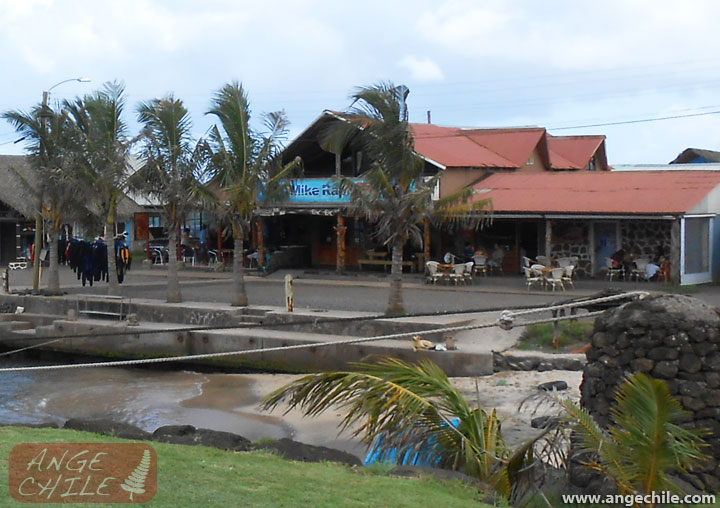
<box><xmin>32</xmin><ymin>91</ymin><xmax>50</xmax><ymax>293</ymax></box>
<box><xmin>32</xmin><ymin>78</ymin><xmax>90</xmax><ymax>292</ymax></box>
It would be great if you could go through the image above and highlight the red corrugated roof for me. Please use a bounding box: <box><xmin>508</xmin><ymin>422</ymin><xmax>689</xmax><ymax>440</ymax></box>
<box><xmin>472</xmin><ymin>171</ymin><xmax>720</xmax><ymax>214</ymax></box>
<box><xmin>411</xmin><ymin>124</ymin><xmax>545</xmax><ymax>169</ymax></box>
<box><xmin>548</xmin><ymin>135</ymin><xmax>605</xmax><ymax>170</ymax></box>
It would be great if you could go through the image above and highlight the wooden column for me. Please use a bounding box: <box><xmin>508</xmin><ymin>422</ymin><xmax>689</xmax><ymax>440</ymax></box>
<box><xmin>334</xmin><ymin>214</ymin><xmax>347</xmax><ymax>272</ymax></box>
<box><xmin>671</xmin><ymin>218</ymin><xmax>682</xmax><ymax>284</ymax></box>
<box><xmin>217</xmin><ymin>225</ymin><xmax>224</xmax><ymax>264</ymax></box>
<box><xmin>15</xmin><ymin>221</ymin><xmax>21</xmax><ymax>261</ymax></box>
<box><xmin>545</xmin><ymin>219</ymin><xmax>553</xmax><ymax>257</ymax></box>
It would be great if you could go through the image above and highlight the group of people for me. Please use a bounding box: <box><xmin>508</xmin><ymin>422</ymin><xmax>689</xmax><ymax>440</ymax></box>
<box><xmin>442</xmin><ymin>243</ymin><xmax>505</xmax><ymax>270</ymax></box>
<box><xmin>610</xmin><ymin>244</ymin><xmax>668</xmax><ymax>281</ymax></box>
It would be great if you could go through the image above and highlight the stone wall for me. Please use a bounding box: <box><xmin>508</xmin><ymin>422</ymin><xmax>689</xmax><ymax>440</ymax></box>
<box><xmin>550</xmin><ymin>220</ymin><xmax>591</xmax><ymax>275</ymax></box>
<box><xmin>620</xmin><ymin>220</ymin><xmax>671</xmax><ymax>259</ymax></box>
<box><xmin>581</xmin><ymin>294</ymin><xmax>720</xmax><ymax>492</ymax></box>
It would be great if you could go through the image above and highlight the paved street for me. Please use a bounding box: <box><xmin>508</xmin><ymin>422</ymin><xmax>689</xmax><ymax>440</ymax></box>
<box><xmin>4</xmin><ymin>263</ymin><xmax>718</xmax><ymax>314</ymax></box>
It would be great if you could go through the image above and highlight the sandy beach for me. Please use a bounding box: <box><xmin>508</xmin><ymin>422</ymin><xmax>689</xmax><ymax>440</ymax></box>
<box><xmin>234</xmin><ymin>369</ymin><xmax>583</xmax><ymax>458</ymax></box>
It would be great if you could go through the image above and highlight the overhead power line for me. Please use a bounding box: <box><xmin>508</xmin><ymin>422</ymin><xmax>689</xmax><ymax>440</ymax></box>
<box><xmin>550</xmin><ymin>110</ymin><xmax>720</xmax><ymax>130</ymax></box>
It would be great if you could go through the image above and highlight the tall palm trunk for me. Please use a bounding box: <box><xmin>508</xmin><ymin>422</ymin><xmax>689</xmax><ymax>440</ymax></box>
<box><xmin>386</xmin><ymin>238</ymin><xmax>405</xmax><ymax>316</ymax></box>
<box><xmin>167</xmin><ymin>224</ymin><xmax>182</xmax><ymax>303</ymax></box>
<box><xmin>46</xmin><ymin>223</ymin><xmax>60</xmax><ymax>295</ymax></box>
<box><xmin>232</xmin><ymin>232</ymin><xmax>248</xmax><ymax>306</ymax></box>
<box><xmin>105</xmin><ymin>219</ymin><xmax>120</xmax><ymax>296</ymax></box>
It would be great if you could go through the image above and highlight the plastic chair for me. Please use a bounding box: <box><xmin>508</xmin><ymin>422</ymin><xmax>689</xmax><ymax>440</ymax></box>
<box><xmin>523</xmin><ymin>267</ymin><xmax>543</xmax><ymax>291</ymax></box>
<box><xmin>605</xmin><ymin>257</ymin><xmax>623</xmax><ymax>281</ymax></box>
<box><xmin>182</xmin><ymin>246</ymin><xmax>196</xmax><ymax>266</ymax></box>
<box><xmin>536</xmin><ymin>255</ymin><xmax>551</xmax><ymax>266</ymax></box>
<box><xmin>472</xmin><ymin>254</ymin><xmax>487</xmax><ymax>276</ymax></box>
<box><xmin>463</xmin><ymin>261</ymin><xmax>474</xmax><ymax>284</ymax></box>
<box><xmin>449</xmin><ymin>263</ymin><xmax>467</xmax><ymax>285</ymax></box>
<box><xmin>425</xmin><ymin>261</ymin><xmax>442</xmax><ymax>284</ymax></box>
<box><xmin>557</xmin><ymin>257</ymin><xmax>572</xmax><ymax>268</ymax></box>
<box><xmin>546</xmin><ymin>268</ymin><xmax>565</xmax><ymax>292</ymax></box>
<box><xmin>562</xmin><ymin>265</ymin><xmax>575</xmax><ymax>289</ymax></box>
<box><xmin>631</xmin><ymin>259</ymin><xmax>649</xmax><ymax>281</ymax></box>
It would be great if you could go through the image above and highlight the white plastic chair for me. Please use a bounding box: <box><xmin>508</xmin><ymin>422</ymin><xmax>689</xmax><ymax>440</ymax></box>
<box><xmin>536</xmin><ymin>255</ymin><xmax>551</xmax><ymax>266</ymax></box>
<box><xmin>557</xmin><ymin>257</ymin><xmax>572</xmax><ymax>268</ymax></box>
<box><xmin>472</xmin><ymin>254</ymin><xmax>487</xmax><ymax>276</ymax></box>
<box><xmin>449</xmin><ymin>263</ymin><xmax>467</xmax><ymax>285</ymax></box>
<box><xmin>631</xmin><ymin>258</ymin><xmax>649</xmax><ymax>281</ymax></box>
<box><xmin>562</xmin><ymin>265</ymin><xmax>575</xmax><ymax>289</ymax></box>
<box><xmin>523</xmin><ymin>267</ymin><xmax>543</xmax><ymax>291</ymax></box>
<box><xmin>463</xmin><ymin>261</ymin><xmax>474</xmax><ymax>284</ymax></box>
<box><xmin>426</xmin><ymin>261</ymin><xmax>442</xmax><ymax>284</ymax></box>
<box><xmin>546</xmin><ymin>268</ymin><xmax>565</xmax><ymax>292</ymax></box>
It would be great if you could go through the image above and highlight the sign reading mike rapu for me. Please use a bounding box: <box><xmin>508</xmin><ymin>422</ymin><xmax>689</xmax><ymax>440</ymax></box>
<box><xmin>288</xmin><ymin>179</ymin><xmax>351</xmax><ymax>204</ymax></box>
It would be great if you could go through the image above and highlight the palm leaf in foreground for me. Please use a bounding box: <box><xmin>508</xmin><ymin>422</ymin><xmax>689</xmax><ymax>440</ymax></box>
<box><xmin>261</xmin><ymin>357</ymin><xmax>541</xmax><ymax>498</ymax></box>
<box><xmin>561</xmin><ymin>373</ymin><xmax>708</xmax><ymax>499</ymax></box>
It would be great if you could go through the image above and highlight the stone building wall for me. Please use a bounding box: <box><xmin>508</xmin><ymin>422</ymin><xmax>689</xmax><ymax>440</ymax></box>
<box><xmin>550</xmin><ymin>220</ymin><xmax>591</xmax><ymax>275</ymax></box>
<box><xmin>581</xmin><ymin>294</ymin><xmax>720</xmax><ymax>492</ymax></box>
<box><xmin>620</xmin><ymin>220</ymin><xmax>671</xmax><ymax>259</ymax></box>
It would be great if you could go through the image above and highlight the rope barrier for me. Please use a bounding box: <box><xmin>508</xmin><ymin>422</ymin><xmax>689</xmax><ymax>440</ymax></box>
<box><xmin>0</xmin><ymin>301</ymin><xmax>554</xmax><ymax>345</ymax></box>
<box><xmin>0</xmin><ymin>290</ymin><xmax>648</xmax><ymax>373</ymax></box>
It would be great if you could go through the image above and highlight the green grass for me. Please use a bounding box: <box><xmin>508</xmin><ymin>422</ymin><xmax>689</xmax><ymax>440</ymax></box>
<box><xmin>517</xmin><ymin>320</ymin><xmax>594</xmax><ymax>351</ymax></box>
<box><xmin>0</xmin><ymin>427</ymin><xmax>491</xmax><ymax>508</ymax></box>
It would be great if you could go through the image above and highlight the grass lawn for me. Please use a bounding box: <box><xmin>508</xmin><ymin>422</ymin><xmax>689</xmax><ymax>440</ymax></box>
<box><xmin>0</xmin><ymin>427</ymin><xmax>493</xmax><ymax>508</ymax></box>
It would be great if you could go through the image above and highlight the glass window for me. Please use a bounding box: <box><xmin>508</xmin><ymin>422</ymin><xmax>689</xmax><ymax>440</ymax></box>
<box><xmin>684</xmin><ymin>217</ymin><xmax>710</xmax><ymax>274</ymax></box>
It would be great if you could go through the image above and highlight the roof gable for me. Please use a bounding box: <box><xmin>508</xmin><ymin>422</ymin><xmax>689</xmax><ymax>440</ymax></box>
<box><xmin>547</xmin><ymin>135</ymin><xmax>606</xmax><ymax>170</ymax></box>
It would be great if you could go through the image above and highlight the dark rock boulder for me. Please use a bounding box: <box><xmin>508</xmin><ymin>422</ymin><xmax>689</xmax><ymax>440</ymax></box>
<box><xmin>64</xmin><ymin>418</ymin><xmax>150</xmax><ymax>440</ymax></box>
<box><xmin>253</xmin><ymin>438</ymin><xmax>361</xmax><ymax>467</ymax></box>
<box><xmin>152</xmin><ymin>425</ymin><xmax>251</xmax><ymax>451</ymax></box>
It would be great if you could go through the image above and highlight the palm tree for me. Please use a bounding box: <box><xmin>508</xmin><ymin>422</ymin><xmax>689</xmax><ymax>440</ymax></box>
<box><xmin>561</xmin><ymin>373</ymin><xmax>708</xmax><ymax>504</ymax></box>
<box><xmin>3</xmin><ymin>103</ymin><xmax>82</xmax><ymax>295</ymax></box>
<box><xmin>135</xmin><ymin>95</ymin><xmax>204</xmax><ymax>303</ymax></box>
<box><xmin>323</xmin><ymin>83</ymin><xmax>489</xmax><ymax>315</ymax></box>
<box><xmin>205</xmin><ymin>81</ymin><xmax>300</xmax><ymax>306</ymax></box>
<box><xmin>262</xmin><ymin>357</ymin><xmax>542</xmax><ymax>501</ymax></box>
<box><xmin>64</xmin><ymin>81</ymin><xmax>133</xmax><ymax>296</ymax></box>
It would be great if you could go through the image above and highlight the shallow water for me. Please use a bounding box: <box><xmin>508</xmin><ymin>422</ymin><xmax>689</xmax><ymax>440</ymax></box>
<box><xmin>0</xmin><ymin>358</ymin><xmax>292</xmax><ymax>442</ymax></box>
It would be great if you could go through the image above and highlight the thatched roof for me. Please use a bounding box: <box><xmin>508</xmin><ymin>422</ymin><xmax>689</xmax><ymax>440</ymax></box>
<box><xmin>0</xmin><ymin>154</ymin><xmax>142</xmax><ymax>220</ymax></box>
<box><xmin>0</xmin><ymin>155</ymin><xmax>37</xmax><ymax>218</ymax></box>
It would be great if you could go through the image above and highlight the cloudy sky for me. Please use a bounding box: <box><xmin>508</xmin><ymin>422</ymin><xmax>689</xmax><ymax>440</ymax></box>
<box><xmin>1</xmin><ymin>0</ymin><xmax>720</xmax><ymax>164</ymax></box>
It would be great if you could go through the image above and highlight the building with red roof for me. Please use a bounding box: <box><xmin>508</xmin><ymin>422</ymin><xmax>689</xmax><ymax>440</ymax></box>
<box><xmin>262</xmin><ymin>111</ymin><xmax>717</xmax><ymax>285</ymax></box>
<box><xmin>469</xmin><ymin>169</ymin><xmax>720</xmax><ymax>284</ymax></box>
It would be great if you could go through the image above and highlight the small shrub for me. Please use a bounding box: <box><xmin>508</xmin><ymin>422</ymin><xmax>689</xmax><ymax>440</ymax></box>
<box><xmin>519</xmin><ymin>320</ymin><xmax>593</xmax><ymax>350</ymax></box>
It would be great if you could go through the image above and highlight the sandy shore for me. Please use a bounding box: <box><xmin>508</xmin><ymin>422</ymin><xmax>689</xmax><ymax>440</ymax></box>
<box><xmin>226</xmin><ymin>369</ymin><xmax>583</xmax><ymax>459</ymax></box>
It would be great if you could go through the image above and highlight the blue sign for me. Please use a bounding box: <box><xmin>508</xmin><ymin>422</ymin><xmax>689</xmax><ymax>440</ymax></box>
<box><xmin>288</xmin><ymin>179</ymin><xmax>351</xmax><ymax>204</ymax></box>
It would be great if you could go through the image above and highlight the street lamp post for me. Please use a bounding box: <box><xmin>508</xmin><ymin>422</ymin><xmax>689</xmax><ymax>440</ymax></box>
<box><xmin>32</xmin><ymin>77</ymin><xmax>90</xmax><ymax>292</ymax></box>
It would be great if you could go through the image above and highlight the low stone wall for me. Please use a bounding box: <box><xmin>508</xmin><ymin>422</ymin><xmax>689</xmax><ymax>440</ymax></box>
<box><xmin>581</xmin><ymin>294</ymin><xmax>720</xmax><ymax>491</ymax></box>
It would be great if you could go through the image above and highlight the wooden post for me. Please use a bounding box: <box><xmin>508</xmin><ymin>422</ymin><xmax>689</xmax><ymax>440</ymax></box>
<box><xmin>671</xmin><ymin>218</ymin><xmax>681</xmax><ymax>284</ymax></box>
<box><xmin>15</xmin><ymin>221</ymin><xmax>21</xmax><ymax>261</ymax></box>
<box><xmin>545</xmin><ymin>219</ymin><xmax>553</xmax><ymax>257</ymax></box>
<box><xmin>335</xmin><ymin>215</ymin><xmax>347</xmax><ymax>272</ymax></box>
<box><xmin>285</xmin><ymin>273</ymin><xmax>294</xmax><ymax>312</ymax></box>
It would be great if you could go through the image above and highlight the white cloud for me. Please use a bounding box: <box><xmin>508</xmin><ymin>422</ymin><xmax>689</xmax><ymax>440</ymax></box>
<box><xmin>399</xmin><ymin>56</ymin><xmax>445</xmax><ymax>82</ymax></box>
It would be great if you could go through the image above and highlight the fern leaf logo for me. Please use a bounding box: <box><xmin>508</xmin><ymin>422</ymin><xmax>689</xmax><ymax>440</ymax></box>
<box><xmin>120</xmin><ymin>449</ymin><xmax>151</xmax><ymax>501</ymax></box>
